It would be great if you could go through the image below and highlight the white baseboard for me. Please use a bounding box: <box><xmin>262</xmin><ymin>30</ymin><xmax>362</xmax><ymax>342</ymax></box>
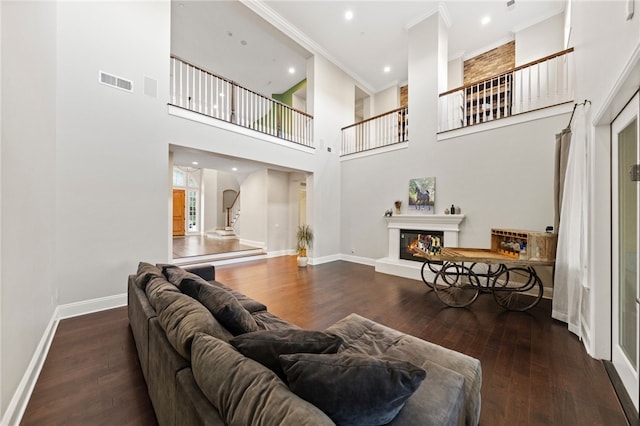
<box><xmin>239</xmin><ymin>239</ymin><xmax>265</xmax><ymax>249</ymax></box>
<box><xmin>339</xmin><ymin>254</ymin><xmax>376</xmax><ymax>266</ymax></box>
<box><xmin>309</xmin><ymin>253</ymin><xmax>342</xmax><ymax>265</ymax></box>
<box><xmin>2</xmin><ymin>293</ymin><xmax>127</xmax><ymax>425</ymax></box>
<box><xmin>211</xmin><ymin>254</ymin><xmax>268</xmax><ymax>266</ymax></box>
<box><xmin>267</xmin><ymin>249</ymin><xmax>297</xmax><ymax>258</ymax></box>
<box><xmin>56</xmin><ymin>293</ymin><xmax>127</xmax><ymax>320</ymax></box>
<box><xmin>1</xmin><ymin>313</ymin><xmax>59</xmax><ymax>426</ymax></box>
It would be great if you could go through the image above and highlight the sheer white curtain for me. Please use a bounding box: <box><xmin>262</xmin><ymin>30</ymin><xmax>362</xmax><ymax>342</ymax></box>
<box><xmin>552</xmin><ymin>103</ymin><xmax>591</xmax><ymax>339</ymax></box>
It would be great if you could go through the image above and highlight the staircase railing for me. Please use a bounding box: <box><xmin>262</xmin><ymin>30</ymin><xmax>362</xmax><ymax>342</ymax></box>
<box><xmin>341</xmin><ymin>106</ymin><xmax>408</xmax><ymax>156</ymax></box>
<box><xmin>226</xmin><ymin>191</ymin><xmax>241</xmax><ymax>233</ymax></box>
<box><xmin>438</xmin><ymin>47</ymin><xmax>574</xmax><ymax>132</ymax></box>
<box><xmin>170</xmin><ymin>56</ymin><xmax>314</xmax><ymax>147</ymax></box>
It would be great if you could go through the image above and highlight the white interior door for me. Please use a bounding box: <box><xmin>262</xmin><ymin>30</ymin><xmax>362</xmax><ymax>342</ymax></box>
<box><xmin>612</xmin><ymin>91</ymin><xmax>639</xmax><ymax>411</ymax></box>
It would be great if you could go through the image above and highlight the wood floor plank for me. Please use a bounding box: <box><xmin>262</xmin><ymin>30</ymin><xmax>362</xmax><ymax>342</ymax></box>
<box><xmin>21</xmin><ymin>257</ymin><xmax>629</xmax><ymax>425</ymax></box>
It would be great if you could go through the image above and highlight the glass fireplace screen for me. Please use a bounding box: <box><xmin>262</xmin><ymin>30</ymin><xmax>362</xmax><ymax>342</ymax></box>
<box><xmin>399</xmin><ymin>230</ymin><xmax>444</xmax><ymax>261</ymax></box>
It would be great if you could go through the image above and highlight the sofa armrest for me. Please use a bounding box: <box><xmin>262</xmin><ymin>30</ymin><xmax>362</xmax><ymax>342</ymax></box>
<box><xmin>185</xmin><ymin>264</ymin><xmax>215</xmax><ymax>281</ymax></box>
<box><xmin>128</xmin><ymin>275</ymin><xmax>157</xmax><ymax>381</ymax></box>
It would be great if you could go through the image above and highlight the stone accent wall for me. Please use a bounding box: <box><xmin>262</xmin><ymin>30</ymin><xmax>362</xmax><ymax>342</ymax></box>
<box><xmin>463</xmin><ymin>41</ymin><xmax>515</xmax><ymax>85</ymax></box>
<box><xmin>400</xmin><ymin>85</ymin><xmax>408</xmax><ymax>107</ymax></box>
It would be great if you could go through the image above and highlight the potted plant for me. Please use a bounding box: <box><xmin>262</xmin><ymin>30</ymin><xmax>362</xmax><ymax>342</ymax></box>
<box><xmin>296</xmin><ymin>224</ymin><xmax>314</xmax><ymax>267</ymax></box>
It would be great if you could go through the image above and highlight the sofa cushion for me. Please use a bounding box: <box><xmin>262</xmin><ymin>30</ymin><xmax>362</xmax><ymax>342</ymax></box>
<box><xmin>145</xmin><ymin>276</ymin><xmax>181</xmax><ymax>311</ymax></box>
<box><xmin>229</xmin><ymin>330</ymin><xmax>343</xmax><ymax>381</ymax></box>
<box><xmin>165</xmin><ymin>266</ymin><xmax>267</xmax><ymax>313</ymax></box>
<box><xmin>156</xmin><ymin>290</ymin><xmax>232</xmax><ymax>359</ymax></box>
<box><xmin>206</xmin><ymin>280</ymin><xmax>267</xmax><ymax>313</ymax></box>
<box><xmin>134</xmin><ymin>262</ymin><xmax>164</xmax><ymax>289</ymax></box>
<box><xmin>191</xmin><ymin>333</ymin><xmax>334</xmax><ymax>426</ymax></box>
<box><xmin>326</xmin><ymin>313</ymin><xmax>482</xmax><ymax>426</ymax></box>
<box><xmin>387</xmin><ymin>360</ymin><xmax>465</xmax><ymax>426</ymax></box>
<box><xmin>252</xmin><ymin>311</ymin><xmax>300</xmax><ymax>331</ymax></box>
<box><xmin>164</xmin><ymin>265</ymin><xmax>195</xmax><ymax>284</ymax></box>
<box><xmin>280</xmin><ymin>353</ymin><xmax>426</xmax><ymax>426</ymax></box>
<box><xmin>225</xmin><ymin>288</ymin><xmax>267</xmax><ymax>313</ymax></box>
<box><xmin>180</xmin><ymin>278</ymin><xmax>259</xmax><ymax>336</ymax></box>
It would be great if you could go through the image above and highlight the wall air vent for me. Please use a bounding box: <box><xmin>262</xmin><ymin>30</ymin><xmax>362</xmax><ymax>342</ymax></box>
<box><xmin>99</xmin><ymin>71</ymin><xmax>133</xmax><ymax>93</ymax></box>
<box><xmin>506</xmin><ymin>0</ymin><xmax>515</xmax><ymax>9</ymax></box>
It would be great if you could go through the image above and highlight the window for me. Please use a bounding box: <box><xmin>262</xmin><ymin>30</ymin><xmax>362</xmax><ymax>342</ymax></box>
<box><xmin>188</xmin><ymin>190</ymin><xmax>198</xmax><ymax>231</ymax></box>
<box><xmin>173</xmin><ymin>169</ymin><xmax>185</xmax><ymax>186</ymax></box>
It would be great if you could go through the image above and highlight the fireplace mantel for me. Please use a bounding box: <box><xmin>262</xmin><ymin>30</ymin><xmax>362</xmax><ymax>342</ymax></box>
<box><xmin>375</xmin><ymin>214</ymin><xmax>465</xmax><ymax>281</ymax></box>
<box><xmin>384</xmin><ymin>214</ymin><xmax>465</xmax><ymax>230</ymax></box>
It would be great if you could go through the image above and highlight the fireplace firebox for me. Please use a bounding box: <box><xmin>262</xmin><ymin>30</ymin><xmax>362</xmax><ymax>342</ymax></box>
<box><xmin>399</xmin><ymin>229</ymin><xmax>444</xmax><ymax>262</ymax></box>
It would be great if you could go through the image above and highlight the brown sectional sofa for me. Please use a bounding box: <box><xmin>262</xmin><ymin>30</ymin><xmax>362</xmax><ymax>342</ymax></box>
<box><xmin>128</xmin><ymin>262</ymin><xmax>482</xmax><ymax>425</ymax></box>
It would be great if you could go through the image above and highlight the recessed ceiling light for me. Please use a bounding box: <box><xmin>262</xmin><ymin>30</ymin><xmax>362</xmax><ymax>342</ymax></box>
<box><xmin>288</xmin><ymin>67</ymin><xmax>295</xmax><ymax>74</ymax></box>
<box><xmin>192</xmin><ymin>161</ymin><xmax>198</xmax><ymax>165</ymax></box>
<box><xmin>345</xmin><ymin>10</ymin><xmax>353</xmax><ymax>20</ymax></box>
<box><xmin>240</xmin><ymin>40</ymin><xmax>247</xmax><ymax>46</ymax></box>
<box><xmin>481</xmin><ymin>16</ymin><xmax>491</xmax><ymax>25</ymax></box>
<box><xmin>383</xmin><ymin>66</ymin><xmax>391</xmax><ymax>73</ymax></box>
<box><xmin>232</xmin><ymin>167</ymin><xmax>238</xmax><ymax>171</ymax></box>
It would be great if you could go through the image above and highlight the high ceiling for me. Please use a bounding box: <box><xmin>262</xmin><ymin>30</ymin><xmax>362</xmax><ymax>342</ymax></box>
<box><xmin>173</xmin><ymin>0</ymin><xmax>566</xmax><ymax>96</ymax></box>
<box><xmin>170</xmin><ymin>0</ymin><xmax>566</xmax><ymax>170</ymax></box>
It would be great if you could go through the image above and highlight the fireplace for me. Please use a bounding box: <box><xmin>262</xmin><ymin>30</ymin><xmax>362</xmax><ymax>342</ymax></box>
<box><xmin>375</xmin><ymin>214</ymin><xmax>464</xmax><ymax>281</ymax></box>
<box><xmin>399</xmin><ymin>229</ymin><xmax>444</xmax><ymax>262</ymax></box>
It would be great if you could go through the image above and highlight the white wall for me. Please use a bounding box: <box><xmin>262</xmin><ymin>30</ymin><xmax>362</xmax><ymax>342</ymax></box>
<box><xmin>1</xmin><ymin>2</ymin><xmax>57</xmax><ymax>418</ymax></box>
<box><xmin>202</xmin><ymin>169</ymin><xmax>218</xmax><ymax>232</ymax></box>
<box><xmin>288</xmin><ymin>173</ymin><xmax>307</xmax><ymax>250</ymax></box>
<box><xmin>447</xmin><ymin>56</ymin><xmax>463</xmax><ymax>89</ymax></box>
<box><xmin>54</xmin><ymin>1</ymin><xmax>171</xmax><ymax>305</ymax></box>
<box><xmin>312</xmin><ymin>55</ymin><xmax>353</xmax><ymax>260</ymax></box>
<box><xmin>373</xmin><ymin>86</ymin><xmax>399</xmax><ymax>115</ymax></box>
<box><xmin>515</xmin><ymin>13</ymin><xmax>565</xmax><ymax>65</ymax></box>
<box><xmin>240</xmin><ymin>169</ymin><xmax>267</xmax><ymax>246</ymax></box>
<box><xmin>267</xmin><ymin>170</ymin><xmax>291</xmax><ymax>252</ymax></box>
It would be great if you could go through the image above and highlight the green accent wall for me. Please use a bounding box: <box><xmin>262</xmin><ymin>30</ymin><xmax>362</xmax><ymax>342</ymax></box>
<box><xmin>273</xmin><ymin>79</ymin><xmax>307</xmax><ymax>107</ymax></box>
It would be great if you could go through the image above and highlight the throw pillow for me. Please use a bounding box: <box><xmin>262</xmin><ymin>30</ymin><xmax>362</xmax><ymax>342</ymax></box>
<box><xmin>280</xmin><ymin>353</ymin><xmax>426</xmax><ymax>426</ymax></box>
<box><xmin>145</xmin><ymin>276</ymin><xmax>181</xmax><ymax>311</ymax></box>
<box><xmin>229</xmin><ymin>330</ymin><xmax>343</xmax><ymax>381</ymax></box>
<box><xmin>163</xmin><ymin>265</ymin><xmax>206</xmax><ymax>289</ymax></box>
<box><xmin>155</xmin><ymin>290</ymin><xmax>226</xmax><ymax>360</ymax></box>
<box><xmin>181</xmin><ymin>278</ymin><xmax>259</xmax><ymax>336</ymax></box>
<box><xmin>134</xmin><ymin>262</ymin><xmax>164</xmax><ymax>289</ymax></box>
<box><xmin>191</xmin><ymin>334</ymin><xmax>334</xmax><ymax>425</ymax></box>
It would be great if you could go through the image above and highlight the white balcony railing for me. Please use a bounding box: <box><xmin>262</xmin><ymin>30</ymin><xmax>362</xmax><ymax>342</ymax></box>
<box><xmin>341</xmin><ymin>106</ymin><xmax>408</xmax><ymax>156</ymax></box>
<box><xmin>439</xmin><ymin>48</ymin><xmax>574</xmax><ymax>132</ymax></box>
<box><xmin>170</xmin><ymin>56</ymin><xmax>314</xmax><ymax>147</ymax></box>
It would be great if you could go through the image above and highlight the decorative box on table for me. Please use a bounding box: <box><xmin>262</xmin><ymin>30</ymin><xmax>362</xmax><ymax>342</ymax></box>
<box><xmin>490</xmin><ymin>228</ymin><xmax>557</xmax><ymax>261</ymax></box>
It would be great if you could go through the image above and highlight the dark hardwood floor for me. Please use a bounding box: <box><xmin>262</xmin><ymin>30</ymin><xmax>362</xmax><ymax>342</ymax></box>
<box><xmin>21</xmin><ymin>307</ymin><xmax>157</xmax><ymax>426</ymax></box>
<box><xmin>22</xmin><ymin>256</ymin><xmax>630</xmax><ymax>425</ymax></box>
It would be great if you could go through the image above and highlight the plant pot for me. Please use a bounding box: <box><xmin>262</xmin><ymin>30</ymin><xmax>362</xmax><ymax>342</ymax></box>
<box><xmin>297</xmin><ymin>256</ymin><xmax>308</xmax><ymax>267</ymax></box>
